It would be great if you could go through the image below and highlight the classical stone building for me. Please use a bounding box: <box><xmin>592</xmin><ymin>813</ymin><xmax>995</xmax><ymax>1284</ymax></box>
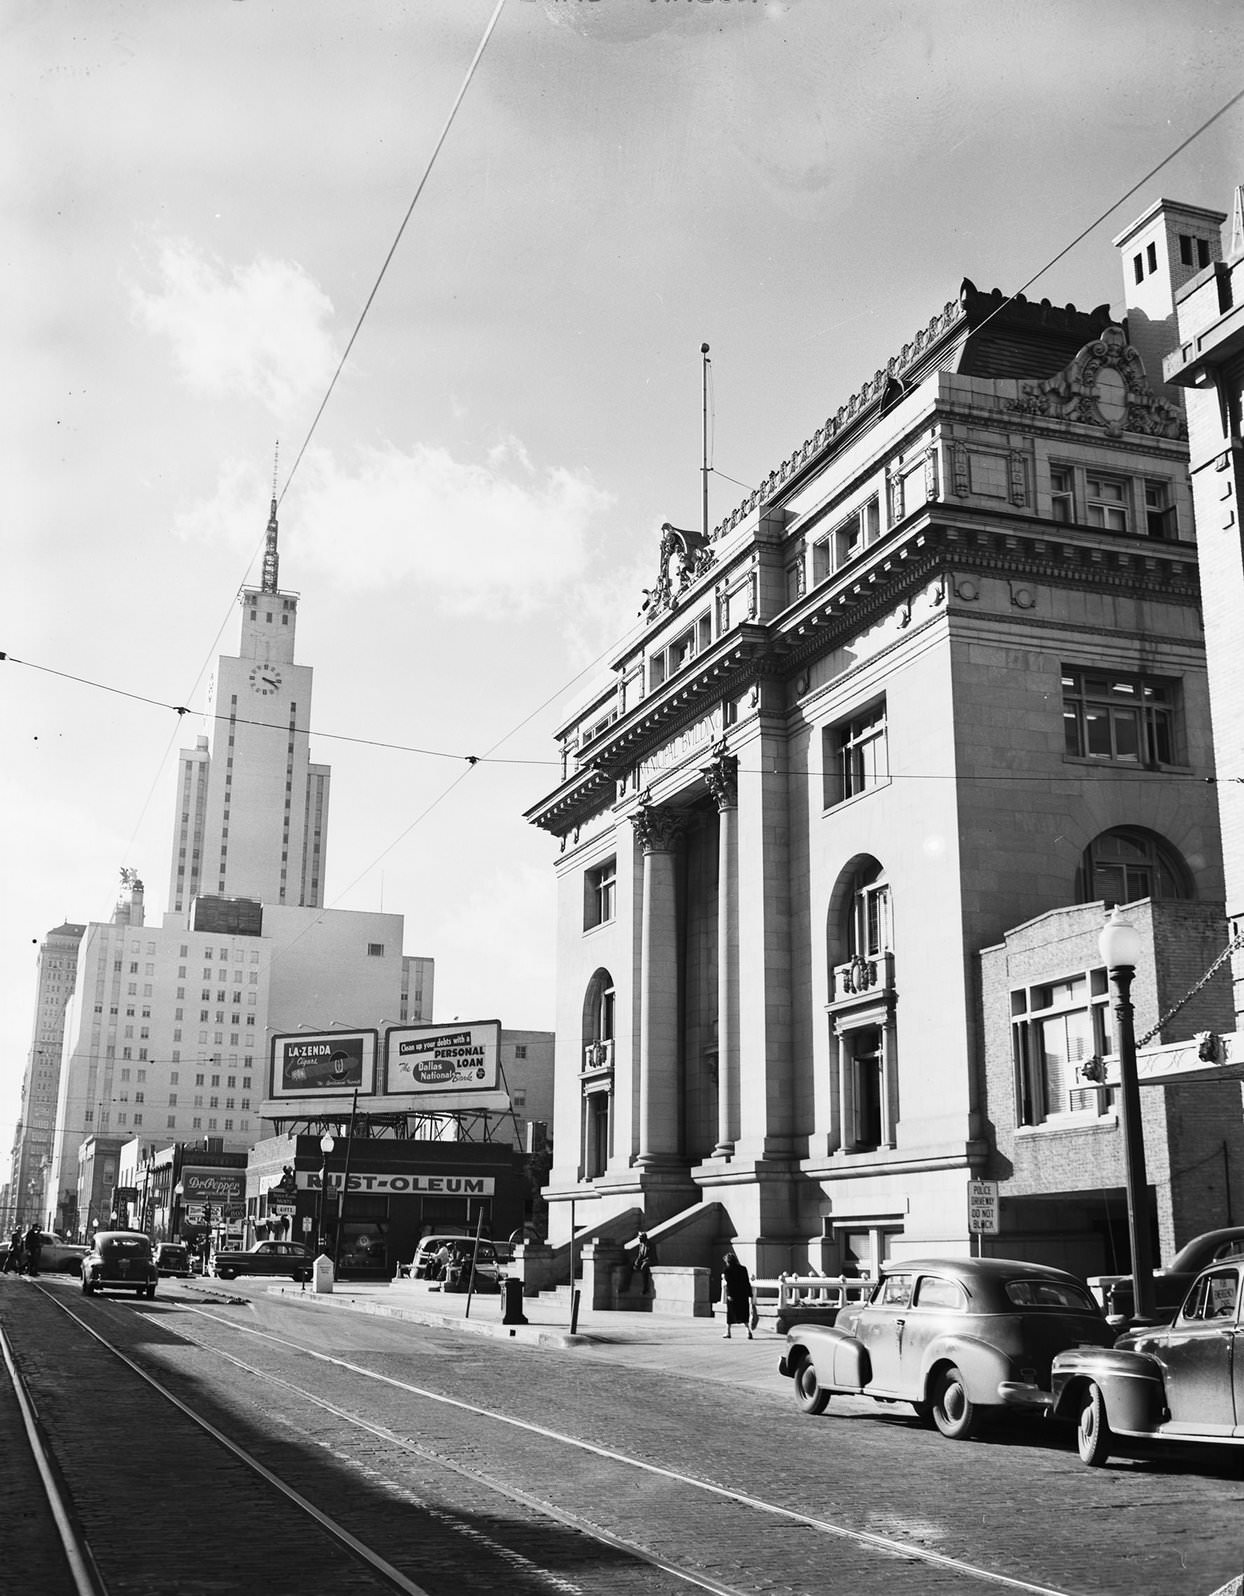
<box><xmin>527</xmin><ymin>198</ymin><xmax>1227</xmax><ymax>1282</ymax></box>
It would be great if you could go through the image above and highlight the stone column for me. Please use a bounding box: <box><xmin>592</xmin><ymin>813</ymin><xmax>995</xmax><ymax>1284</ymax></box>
<box><xmin>704</xmin><ymin>746</ymin><xmax>739</xmax><ymax>1157</ymax></box>
<box><xmin>632</xmin><ymin>798</ymin><xmax>685</xmax><ymax>1165</ymax></box>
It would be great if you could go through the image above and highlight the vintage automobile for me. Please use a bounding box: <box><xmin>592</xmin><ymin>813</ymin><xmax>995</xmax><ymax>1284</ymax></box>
<box><xmin>1051</xmin><ymin>1258</ymin><xmax>1244</xmax><ymax>1466</ymax></box>
<box><xmin>407</xmin><ymin>1235</ymin><xmax>506</xmax><ymax>1293</ymax></box>
<box><xmin>209</xmin><ymin>1240</ymin><xmax>314</xmax><ymax>1282</ymax></box>
<box><xmin>1088</xmin><ymin>1226</ymin><xmax>1244</xmax><ymax>1324</ymax></box>
<box><xmin>152</xmin><ymin>1242</ymin><xmax>193</xmax><ymax>1277</ymax></box>
<box><xmin>2</xmin><ymin>1230</ymin><xmax>90</xmax><ymax>1275</ymax></box>
<box><xmin>779</xmin><ymin>1256</ymin><xmax>1114</xmax><ymax>1439</ymax></box>
<box><xmin>81</xmin><ymin>1231</ymin><xmax>159</xmax><ymax>1298</ymax></box>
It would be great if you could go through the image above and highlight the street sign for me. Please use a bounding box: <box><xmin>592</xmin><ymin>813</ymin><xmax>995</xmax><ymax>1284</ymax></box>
<box><xmin>968</xmin><ymin>1179</ymin><xmax>999</xmax><ymax>1235</ymax></box>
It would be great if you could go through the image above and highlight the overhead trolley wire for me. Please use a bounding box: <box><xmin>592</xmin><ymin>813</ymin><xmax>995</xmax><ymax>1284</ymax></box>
<box><xmin>276</xmin><ymin>0</ymin><xmax>508</xmax><ymax>508</ymax></box>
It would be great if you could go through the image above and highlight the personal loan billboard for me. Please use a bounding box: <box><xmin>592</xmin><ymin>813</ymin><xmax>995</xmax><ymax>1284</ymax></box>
<box><xmin>385</xmin><ymin>1021</ymin><xmax>500</xmax><ymax>1096</ymax></box>
<box><xmin>269</xmin><ymin>1030</ymin><xmax>377</xmax><ymax>1100</ymax></box>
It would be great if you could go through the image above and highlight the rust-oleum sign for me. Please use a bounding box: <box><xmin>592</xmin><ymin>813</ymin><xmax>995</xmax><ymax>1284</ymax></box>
<box><xmin>387</xmin><ymin>1022</ymin><xmax>499</xmax><ymax>1095</ymax></box>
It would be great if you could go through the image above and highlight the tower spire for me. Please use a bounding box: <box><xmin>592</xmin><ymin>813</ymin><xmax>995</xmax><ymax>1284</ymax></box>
<box><xmin>262</xmin><ymin>442</ymin><xmax>280</xmax><ymax>594</ymax></box>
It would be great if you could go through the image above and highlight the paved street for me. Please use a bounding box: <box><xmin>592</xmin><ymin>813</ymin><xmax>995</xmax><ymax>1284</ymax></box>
<box><xmin>28</xmin><ymin>1272</ymin><xmax>1241</xmax><ymax>1595</ymax></box>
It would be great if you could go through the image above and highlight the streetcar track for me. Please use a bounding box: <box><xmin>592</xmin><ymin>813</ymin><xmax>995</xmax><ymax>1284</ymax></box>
<box><xmin>171</xmin><ymin>1298</ymin><xmax>1082</xmax><ymax>1596</ymax></box>
<box><xmin>27</xmin><ymin>1284</ymin><xmax>434</xmax><ymax>1596</ymax></box>
<box><xmin>12</xmin><ymin>1281</ymin><xmax>1086</xmax><ymax>1596</ymax></box>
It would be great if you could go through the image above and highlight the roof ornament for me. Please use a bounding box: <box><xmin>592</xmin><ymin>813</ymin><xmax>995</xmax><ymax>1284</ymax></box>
<box><xmin>639</xmin><ymin>521</ymin><xmax>715</xmax><ymax>621</ymax></box>
<box><xmin>1006</xmin><ymin>325</ymin><xmax>1185</xmax><ymax>439</ymax></box>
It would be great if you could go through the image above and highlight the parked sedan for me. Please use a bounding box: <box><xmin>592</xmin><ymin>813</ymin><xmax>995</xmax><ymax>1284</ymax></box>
<box><xmin>779</xmin><ymin>1256</ymin><xmax>1114</xmax><ymax>1440</ymax></box>
<box><xmin>2</xmin><ymin>1231</ymin><xmax>90</xmax><ymax>1275</ymax></box>
<box><xmin>1052</xmin><ymin>1258</ymin><xmax>1244</xmax><ymax>1466</ymax></box>
<box><xmin>81</xmin><ymin>1231</ymin><xmax>159</xmax><ymax>1298</ymax></box>
<box><xmin>210</xmin><ymin>1241</ymin><xmax>313</xmax><ymax>1281</ymax></box>
<box><xmin>1088</xmin><ymin>1226</ymin><xmax>1244</xmax><ymax>1323</ymax></box>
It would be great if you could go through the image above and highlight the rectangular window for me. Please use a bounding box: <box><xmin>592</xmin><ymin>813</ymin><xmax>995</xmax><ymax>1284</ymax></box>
<box><xmin>584</xmin><ymin>857</ymin><xmax>617</xmax><ymax>930</ymax></box>
<box><xmin>1013</xmin><ymin>969</ymin><xmax>1114</xmax><ymax>1125</ymax></box>
<box><xmin>811</xmin><ymin>496</ymin><xmax>881</xmax><ymax>584</ymax></box>
<box><xmin>1146</xmin><ymin>241</ymin><xmax>1158</xmax><ymax>274</ymax></box>
<box><xmin>367</xmin><ymin>943</ymin><xmax>385</xmax><ymax>957</ymax></box>
<box><xmin>824</xmin><ymin>701</ymin><xmax>888</xmax><ymax>807</ymax></box>
<box><xmin>1062</xmin><ymin>667</ymin><xmax>1175</xmax><ymax>766</ymax></box>
<box><xmin>1050</xmin><ymin>465</ymin><xmax>1075</xmax><ymax>523</ymax></box>
<box><xmin>1086</xmin><ymin>474</ymin><xmax>1129</xmax><ymax>532</ymax></box>
<box><xmin>1179</xmin><ymin>234</ymin><xmax>1193</xmax><ymax>267</ymax></box>
<box><xmin>1144</xmin><ymin>479</ymin><xmax>1177</xmax><ymax>539</ymax></box>
<box><xmin>649</xmin><ymin>613</ymin><xmax>712</xmax><ymax>689</ymax></box>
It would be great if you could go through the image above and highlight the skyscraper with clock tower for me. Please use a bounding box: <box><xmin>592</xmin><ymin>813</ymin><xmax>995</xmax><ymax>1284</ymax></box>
<box><xmin>167</xmin><ymin>495</ymin><xmax>330</xmax><ymax>914</ymax></box>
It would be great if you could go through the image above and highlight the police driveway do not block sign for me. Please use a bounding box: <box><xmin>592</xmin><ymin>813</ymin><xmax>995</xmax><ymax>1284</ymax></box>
<box><xmin>967</xmin><ymin>1180</ymin><xmax>999</xmax><ymax>1235</ymax></box>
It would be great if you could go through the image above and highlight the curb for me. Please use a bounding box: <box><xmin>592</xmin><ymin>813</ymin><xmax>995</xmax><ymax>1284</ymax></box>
<box><xmin>263</xmin><ymin>1282</ymin><xmax>599</xmax><ymax>1349</ymax></box>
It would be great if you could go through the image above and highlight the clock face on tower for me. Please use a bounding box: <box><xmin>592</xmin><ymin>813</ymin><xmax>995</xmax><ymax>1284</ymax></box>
<box><xmin>248</xmin><ymin>665</ymin><xmax>283</xmax><ymax>696</ymax></box>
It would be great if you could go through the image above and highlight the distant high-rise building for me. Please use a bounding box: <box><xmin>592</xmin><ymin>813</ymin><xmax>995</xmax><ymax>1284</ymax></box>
<box><xmin>4</xmin><ymin>921</ymin><xmax>84</xmax><ymax>1230</ymax></box>
<box><xmin>168</xmin><ymin>495</ymin><xmax>330</xmax><ymax>912</ymax></box>
<box><xmin>38</xmin><ymin>498</ymin><xmax>433</xmax><ymax>1237</ymax></box>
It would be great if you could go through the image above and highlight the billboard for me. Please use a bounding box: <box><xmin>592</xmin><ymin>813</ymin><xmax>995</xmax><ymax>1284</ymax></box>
<box><xmin>269</xmin><ymin>1030</ymin><xmax>377</xmax><ymax>1100</ymax></box>
<box><xmin>384</xmin><ymin>1022</ymin><xmax>500</xmax><ymax>1097</ymax></box>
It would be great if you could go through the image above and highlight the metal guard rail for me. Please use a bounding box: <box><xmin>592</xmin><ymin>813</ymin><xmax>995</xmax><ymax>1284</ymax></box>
<box><xmin>751</xmin><ymin>1273</ymin><xmax>876</xmax><ymax>1317</ymax></box>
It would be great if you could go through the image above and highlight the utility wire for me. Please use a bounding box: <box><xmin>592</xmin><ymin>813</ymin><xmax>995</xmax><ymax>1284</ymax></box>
<box><xmin>277</xmin><ymin>0</ymin><xmax>507</xmax><ymax>508</ymax></box>
<box><xmin>9</xmin><ymin>645</ymin><xmax>1241</xmax><ymax>784</ymax></box>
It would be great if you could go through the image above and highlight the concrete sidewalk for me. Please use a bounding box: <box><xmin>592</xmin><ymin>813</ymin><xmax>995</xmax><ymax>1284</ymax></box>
<box><xmin>252</xmin><ymin>1275</ymin><xmax>786</xmax><ymax>1391</ymax></box>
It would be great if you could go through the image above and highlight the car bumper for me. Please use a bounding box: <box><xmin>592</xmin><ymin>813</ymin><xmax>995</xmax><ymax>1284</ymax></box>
<box><xmin>997</xmin><ymin>1380</ymin><xmax>1053</xmax><ymax>1411</ymax></box>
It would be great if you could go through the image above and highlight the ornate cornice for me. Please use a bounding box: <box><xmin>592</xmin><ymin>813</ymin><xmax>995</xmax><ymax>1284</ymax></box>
<box><xmin>709</xmin><ymin>281</ymin><xmax>1113</xmax><ymax>543</ymax></box>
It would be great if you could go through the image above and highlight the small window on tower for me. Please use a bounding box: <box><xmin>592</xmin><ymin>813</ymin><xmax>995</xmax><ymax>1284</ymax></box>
<box><xmin>367</xmin><ymin>943</ymin><xmax>385</xmax><ymax>957</ymax></box>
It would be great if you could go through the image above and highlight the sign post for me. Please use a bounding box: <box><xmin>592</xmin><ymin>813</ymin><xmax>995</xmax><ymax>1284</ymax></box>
<box><xmin>967</xmin><ymin>1179</ymin><xmax>1000</xmax><ymax>1257</ymax></box>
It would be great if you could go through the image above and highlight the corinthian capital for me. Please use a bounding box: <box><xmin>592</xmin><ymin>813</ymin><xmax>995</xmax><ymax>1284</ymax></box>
<box><xmin>702</xmin><ymin>743</ymin><xmax>738</xmax><ymax>810</ymax></box>
<box><xmin>632</xmin><ymin>797</ymin><xmax>685</xmax><ymax>854</ymax></box>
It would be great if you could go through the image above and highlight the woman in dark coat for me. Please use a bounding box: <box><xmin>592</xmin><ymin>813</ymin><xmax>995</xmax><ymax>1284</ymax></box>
<box><xmin>721</xmin><ymin>1251</ymin><xmax>753</xmax><ymax>1339</ymax></box>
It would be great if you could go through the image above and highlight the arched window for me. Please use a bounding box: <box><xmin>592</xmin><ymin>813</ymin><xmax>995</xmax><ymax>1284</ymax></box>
<box><xmin>580</xmin><ymin>970</ymin><xmax>615</xmax><ymax>1181</ymax></box>
<box><xmin>1077</xmin><ymin>827</ymin><xmax>1192</xmax><ymax>908</ymax></box>
<box><xmin>827</xmin><ymin>859</ymin><xmax>896</xmax><ymax>1154</ymax></box>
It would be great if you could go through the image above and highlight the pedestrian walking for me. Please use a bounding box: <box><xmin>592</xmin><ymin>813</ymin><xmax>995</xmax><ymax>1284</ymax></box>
<box><xmin>3</xmin><ymin>1226</ymin><xmax>23</xmax><ymax>1274</ymax></box>
<box><xmin>720</xmin><ymin>1250</ymin><xmax>755</xmax><ymax>1339</ymax></box>
<box><xmin>629</xmin><ymin>1230</ymin><xmax>658</xmax><ymax>1296</ymax></box>
<box><xmin>23</xmin><ymin>1223</ymin><xmax>43</xmax><ymax>1278</ymax></box>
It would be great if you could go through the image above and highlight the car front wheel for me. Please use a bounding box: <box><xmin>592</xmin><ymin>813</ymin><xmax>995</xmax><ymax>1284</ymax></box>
<box><xmin>931</xmin><ymin>1366</ymin><xmax>977</xmax><ymax>1439</ymax></box>
<box><xmin>1076</xmin><ymin>1382</ymin><xmax>1113</xmax><ymax>1467</ymax></box>
<box><xmin>216</xmin><ymin>1266</ymin><xmax>236</xmax><ymax>1280</ymax></box>
<box><xmin>794</xmin><ymin>1357</ymin><xmax>831</xmax><ymax>1415</ymax></box>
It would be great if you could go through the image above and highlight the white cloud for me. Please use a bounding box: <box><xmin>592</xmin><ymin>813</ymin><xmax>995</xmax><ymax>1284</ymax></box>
<box><xmin>129</xmin><ymin>236</ymin><xmax>337</xmax><ymax>415</ymax></box>
<box><xmin>427</xmin><ymin>862</ymin><xmax>557</xmax><ymax>1030</ymax></box>
<box><xmin>293</xmin><ymin>441</ymin><xmax>614</xmax><ymax>611</ymax></box>
<box><xmin>172</xmin><ymin>439</ymin><xmax>616</xmax><ymax>612</ymax></box>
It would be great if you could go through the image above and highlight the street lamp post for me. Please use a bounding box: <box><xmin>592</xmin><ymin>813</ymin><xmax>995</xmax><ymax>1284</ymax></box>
<box><xmin>1099</xmin><ymin>908</ymin><xmax>1157</xmax><ymax>1324</ymax></box>
<box><xmin>316</xmin><ymin>1133</ymin><xmax>335</xmax><ymax>1256</ymax></box>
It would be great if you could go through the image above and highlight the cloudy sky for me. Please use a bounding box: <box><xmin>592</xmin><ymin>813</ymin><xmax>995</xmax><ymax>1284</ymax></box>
<box><xmin>4</xmin><ymin>0</ymin><xmax>1243</xmax><ymax>1157</ymax></box>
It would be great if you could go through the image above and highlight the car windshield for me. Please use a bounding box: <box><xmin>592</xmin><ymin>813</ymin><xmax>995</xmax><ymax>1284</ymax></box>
<box><xmin>1004</xmin><ymin>1278</ymin><xmax>1096</xmax><ymax>1311</ymax></box>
